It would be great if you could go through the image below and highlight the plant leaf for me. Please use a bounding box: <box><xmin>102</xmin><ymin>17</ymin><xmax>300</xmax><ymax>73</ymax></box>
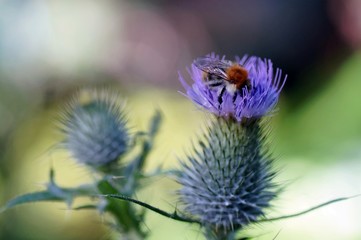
<box><xmin>72</xmin><ymin>204</ymin><xmax>99</xmax><ymax>211</ymax></box>
<box><xmin>148</xmin><ymin>109</ymin><xmax>162</xmax><ymax>138</ymax></box>
<box><xmin>1</xmin><ymin>168</ymin><xmax>97</xmax><ymax>213</ymax></box>
<box><xmin>0</xmin><ymin>191</ymin><xmax>62</xmax><ymax>213</ymax></box>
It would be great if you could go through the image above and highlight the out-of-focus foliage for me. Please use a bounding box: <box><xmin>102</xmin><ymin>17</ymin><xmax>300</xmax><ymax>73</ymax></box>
<box><xmin>277</xmin><ymin>52</ymin><xmax>361</xmax><ymax>160</ymax></box>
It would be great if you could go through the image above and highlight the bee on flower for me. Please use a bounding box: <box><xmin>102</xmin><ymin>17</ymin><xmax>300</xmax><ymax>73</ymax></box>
<box><xmin>194</xmin><ymin>56</ymin><xmax>251</xmax><ymax>101</ymax></box>
<box><xmin>179</xmin><ymin>53</ymin><xmax>286</xmax><ymax>121</ymax></box>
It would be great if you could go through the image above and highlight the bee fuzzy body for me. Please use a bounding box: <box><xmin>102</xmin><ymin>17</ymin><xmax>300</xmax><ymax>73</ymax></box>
<box><xmin>194</xmin><ymin>57</ymin><xmax>251</xmax><ymax>103</ymax></box>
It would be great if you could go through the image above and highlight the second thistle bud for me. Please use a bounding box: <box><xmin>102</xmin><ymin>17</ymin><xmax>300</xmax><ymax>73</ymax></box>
<box><xmin>59</xmin><ymin>89</ymin><xmax>130</xmax><ymax>167</ymax></box>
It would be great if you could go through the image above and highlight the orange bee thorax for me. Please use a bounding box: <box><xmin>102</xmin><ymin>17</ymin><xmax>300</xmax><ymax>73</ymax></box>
<box><xmin>226</xmin><ymin>64</ymin><xmax>250</xmax><ymax>89</ymax></box>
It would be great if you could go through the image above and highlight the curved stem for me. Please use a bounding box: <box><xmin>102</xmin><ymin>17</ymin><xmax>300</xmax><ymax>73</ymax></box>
<box><xmin>260</xmin><ymin>194</ymin><xmax>360</xmax><ymax>222</ymax></box>
<box><xmin>105</xmin><ymin>194</ymin><xmax>200</xmax><ymax>224</ymax></box>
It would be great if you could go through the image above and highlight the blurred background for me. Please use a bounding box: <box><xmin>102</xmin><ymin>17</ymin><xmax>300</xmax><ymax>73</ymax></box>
<box><xmin>1</xmin><ymin>0</ymin><xmax>361</xmax><ymax>239</ymax></box>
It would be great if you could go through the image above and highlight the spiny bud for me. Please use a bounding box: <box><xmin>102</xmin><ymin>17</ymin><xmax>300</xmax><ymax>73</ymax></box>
<box><xmin>178</xmin><ymin>118</ymin><xmax>277</xmax><ymax>236</ymax></box>
<box><xmin>59</xmin><ymin>89</ymin><xmax>129</xmax><ymax>167</ymax></box>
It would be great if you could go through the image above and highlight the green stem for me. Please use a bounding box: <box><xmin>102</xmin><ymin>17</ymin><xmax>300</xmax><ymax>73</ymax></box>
<box><xmin>259</xmin><ymin>194</ymin><xmax>360</xmax><ymax>222</ymax></box>
<box><xmin>97</xmin><ymin>180</ymin><xmax>146</xmax><ymax>237</ymax></box>
<box><xmin>106</xmin><ymin>194</ymin><xmax>200</xmax><ymax>224</ymax></box>
<box><xmin>205</xmin><ymin>227</ymin><xmax>237</xmax><ymax>240</ymax></box>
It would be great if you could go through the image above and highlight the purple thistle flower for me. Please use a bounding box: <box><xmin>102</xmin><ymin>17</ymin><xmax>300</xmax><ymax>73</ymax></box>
<box><xmin>179</xmin><ymin>53</ymin><xmax>286</xmax><ymax>121</ymax></box>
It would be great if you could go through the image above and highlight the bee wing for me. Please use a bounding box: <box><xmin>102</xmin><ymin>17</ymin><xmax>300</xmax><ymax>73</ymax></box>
<box><xmin>193</xmin><ymin>57</ymin><xmax>230</xmax><ymax>79</ymax></box>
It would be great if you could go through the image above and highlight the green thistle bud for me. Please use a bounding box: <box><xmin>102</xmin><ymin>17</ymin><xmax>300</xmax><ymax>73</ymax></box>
<box><xmin>59</xmin><ymin>89</ymin><xmax>129</xmax><ymax>167</ymax></box>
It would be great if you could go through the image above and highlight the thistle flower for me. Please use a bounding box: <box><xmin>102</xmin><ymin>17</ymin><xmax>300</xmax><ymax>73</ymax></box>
<box><xmin>59</xmin><ymin>89</ymin><xmax>129</xmax><ymax>167</ymax></box>
<box><xmin>178</xmin><ymin>118</ymin><xmax>276</xmax><ymax>237</ymax></box>
<box><xmin>179</xmin><ymin>53</ymin><xmax>286</xmax><ymax>121</ymax></box>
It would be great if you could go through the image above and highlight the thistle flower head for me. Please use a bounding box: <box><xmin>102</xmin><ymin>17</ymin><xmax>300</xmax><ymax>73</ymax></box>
<box><xmin>59</xmin><ymin>89</ymin><xmax>130</xmax><ymax>167</ymax></box>
<box><xmin>179</xmin><ymin>53</ymin><xmax>286</xmax><ymax>121</ymax></box>
<box><xmin>178</xmin><ymin>118</ymin><xmax>276</xmax><ymax>233</ymax></box>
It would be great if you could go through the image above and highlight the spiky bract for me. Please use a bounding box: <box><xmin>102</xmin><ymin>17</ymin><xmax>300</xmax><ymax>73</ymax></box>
<box><xmin>178</xmin><ymin>118</ymin><xmax>276</xmax><ymax>233</ymax></box>
<box><xmin>59</xmin><ymin>89</ymin><xmax>129</xmax><ymax>167</ymax></box>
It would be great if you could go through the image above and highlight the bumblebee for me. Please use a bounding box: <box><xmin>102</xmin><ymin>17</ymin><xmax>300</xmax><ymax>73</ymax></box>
<box><xmin>194</xmin><ymin>57</ymin><xmax>251</xmax><ymax>103</ymax></box>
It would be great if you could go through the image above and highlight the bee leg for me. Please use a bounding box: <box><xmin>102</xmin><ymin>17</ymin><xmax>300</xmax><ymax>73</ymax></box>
<box><xmin>217</xmin><ymin>87</ymin><xmax>225</xmax><ymax>104</ymax></box>
<box><xmin>232</xmin><ymin>91</ymin><xmax>237</xmax><ymax>102</ymax></box>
